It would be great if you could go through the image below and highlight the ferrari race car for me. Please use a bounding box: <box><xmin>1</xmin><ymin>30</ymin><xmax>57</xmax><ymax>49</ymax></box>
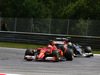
<box><xmin>24</xmin><ymin>44</ymin><xmax>74</xmax><ymax>62</ymax></box>
<box><xmin>52</xmin><ymin>38</ymin><xmax>94</xmax><ymax>57</ymax></box>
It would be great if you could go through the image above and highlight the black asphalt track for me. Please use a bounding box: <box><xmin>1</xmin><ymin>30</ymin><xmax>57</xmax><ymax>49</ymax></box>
<box><xmin>0</xmin><ymin>47</ymin><xmax>100</xmax><ymax>75</ymax></box>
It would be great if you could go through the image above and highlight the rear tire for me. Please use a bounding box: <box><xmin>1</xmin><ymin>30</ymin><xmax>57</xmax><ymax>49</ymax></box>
<box><xmin>84</xmin><ymin>46</ymin><xmax>92</xmax><ymax>53</ymax></box>
<box><xmin>64</xmin><ymin>48</ymin><xmax>74</xmax><ymax>61</ymax></box>
<box><xmin>58</xmin><ymin>45</ymin><xmax>64</xmax><ymax>52</ymax></box>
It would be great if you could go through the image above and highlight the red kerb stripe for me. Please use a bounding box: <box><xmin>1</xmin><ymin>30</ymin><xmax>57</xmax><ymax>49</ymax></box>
<box><xmin>0</xmin><ymin>74</ymin><xmax>6</xmax><ymax>75</ymax></box>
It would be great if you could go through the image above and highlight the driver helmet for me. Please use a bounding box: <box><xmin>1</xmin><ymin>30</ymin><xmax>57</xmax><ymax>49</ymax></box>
<box><xmin>67</xmin><ymin>42</ymin><xmax>72</xmax><ymax>46</ymax></box>
<box><xmin>47</xmin><ymin>45</ymin><xmax>53</xmax><ymax>48</ymax></box>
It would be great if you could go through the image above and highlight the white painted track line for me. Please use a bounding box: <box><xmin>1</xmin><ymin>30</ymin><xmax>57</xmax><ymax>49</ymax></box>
<box><xmin>94</xmin><ymin>54</ymin><xmax>100</xmax><ymax>56</ymax></box>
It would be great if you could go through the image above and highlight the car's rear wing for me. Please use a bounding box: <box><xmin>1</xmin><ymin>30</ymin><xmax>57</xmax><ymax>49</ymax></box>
<box><xmin>55</xmin><ymin>38</ymin><xmax>70</xmax><ymax>42</ymax></box>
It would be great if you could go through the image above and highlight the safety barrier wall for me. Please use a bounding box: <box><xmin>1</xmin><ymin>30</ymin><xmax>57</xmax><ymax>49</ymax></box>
<box><xmin>0</xmin><ymin>31</ymin><xmax>100</xmax><ymax>50</ymax></box>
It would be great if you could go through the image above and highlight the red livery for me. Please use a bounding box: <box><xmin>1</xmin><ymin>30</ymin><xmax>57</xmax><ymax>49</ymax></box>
<box><xmin>24</xmin><ymin>41</ymin><xmax>74</xmax><ymax>62</ymax></box>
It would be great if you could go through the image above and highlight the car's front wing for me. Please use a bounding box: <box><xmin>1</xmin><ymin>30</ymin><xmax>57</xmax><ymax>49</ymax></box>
<box><xmin>24</xmin><ymin>55</ymin><xmax>58</xmax><ymax>61</ymax></box>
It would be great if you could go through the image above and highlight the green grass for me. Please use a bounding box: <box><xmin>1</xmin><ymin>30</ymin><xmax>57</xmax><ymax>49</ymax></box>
<box><xmin>92</xmin><ymin>51</ymin><xmax>100</xmax><ymax>54</ymax></box>
<box><xmin>0</xmin><ymin>42</ymin><xmax>46</xmax><ymax>49</ymax></box>
<box><xmin>0</xmin><ymin>42</ymin><xmax>100</xmax><ymax>54</ymax></box>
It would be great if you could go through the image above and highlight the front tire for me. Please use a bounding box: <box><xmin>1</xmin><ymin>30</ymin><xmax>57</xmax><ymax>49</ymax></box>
<box><xmin>24</xmin><ymin>49</ymin><xmax>34</xmax><ymax>61</ymax></box>
<box><xmin>52</xmin><ymin>50</ymin><xmax>60</xmax><ymax>62</ymax></box>
<box><xmin>25</xmin><ymin>49</ymin><xmax>34</xmax><ymax>55</ymax></box>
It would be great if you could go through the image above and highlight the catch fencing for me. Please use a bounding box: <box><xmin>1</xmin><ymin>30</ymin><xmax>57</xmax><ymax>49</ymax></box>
<box><xmin>0</xmin><ymin>17</ymin><xmax>100</xmax><ymax>36</ymax></box>
<box><xmin>0</xmin><ymin>17</ymin><xmax>100</xmax><ymax>50</ymax></box>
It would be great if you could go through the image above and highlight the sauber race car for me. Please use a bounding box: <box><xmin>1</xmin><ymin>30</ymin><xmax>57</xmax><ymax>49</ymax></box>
<box><xmin>24</xmin><ymin>44</ymin><xmax>74</xmax><ymax>62</ymax></box>
<box><xmin>52</xmin><ymin>38</ymin><xmax>93</xmax><ymax>57</ymax></box>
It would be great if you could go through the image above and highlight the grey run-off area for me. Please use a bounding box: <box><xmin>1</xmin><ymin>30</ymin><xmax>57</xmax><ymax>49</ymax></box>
<box><xmin>0</xmin><ymin>47</ymin><xmax>100</xmax><ymax>75</ymax></box>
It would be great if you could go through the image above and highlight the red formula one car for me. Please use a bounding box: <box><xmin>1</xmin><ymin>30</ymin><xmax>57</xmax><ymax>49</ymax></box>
<box><xmin>24</xmin><ymin>44</ymin><xmax>74</xmax><ymax>62</ymax></box>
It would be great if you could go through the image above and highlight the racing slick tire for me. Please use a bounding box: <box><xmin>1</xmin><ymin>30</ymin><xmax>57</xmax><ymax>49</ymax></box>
<box><xmin>52</xmin><ymin>50</ymin><xmax>60</xmax><ymax>62</ymax></box>
<box><xmin>64</xmin><ymin>48</ymin><xmax>74</xmax><ymax>61</ymax></box>
<box><xmin>25</xmin><ymin>49</ymin><xmax>34</xmax><ymax>55</ymax></box>
<box><xmin>84</xmin><ymin>46</ymin><xmax>92</xmax><ymax>53</ymax></box>
<box><xmin>24</xmin><ymin>49</ymin><xmax>34</xmax><ymax>61</ymax></box>
<box><xmin>84</xmin><ymin>46</ymin><xmax>94</xmax><ymax>57</ymax></box>
<box><xmin>58</xmin><ymin>45</ymin><xmax>64</xmax><ymax>52</ymax></box>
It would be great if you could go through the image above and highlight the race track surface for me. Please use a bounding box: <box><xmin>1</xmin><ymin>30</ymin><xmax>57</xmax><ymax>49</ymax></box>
<box><xmin>0</xmin><ymin>47</ymin><xmax>100</xmax><ymax>75</ymax></box>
